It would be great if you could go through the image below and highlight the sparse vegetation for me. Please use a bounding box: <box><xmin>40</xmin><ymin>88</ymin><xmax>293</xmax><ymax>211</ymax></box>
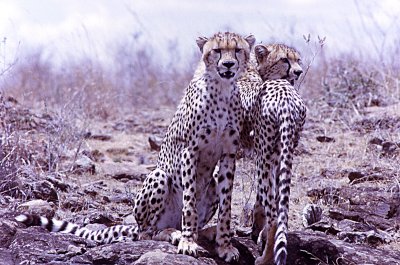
<box><xmin>1</xmin><ymin>5</ymin><xmax>400</xmax><ymax>263</ymax></box>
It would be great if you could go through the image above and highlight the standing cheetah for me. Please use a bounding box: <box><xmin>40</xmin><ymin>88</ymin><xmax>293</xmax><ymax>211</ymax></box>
<box><xmin>16</xmin><ymin>32</ymin><xmax>255</xmax><ymax>262</ymax></box>
<box><xmin>239</xmin><ymin>43</ymin><xmax>306</xmax><ymax>265</ymax></box>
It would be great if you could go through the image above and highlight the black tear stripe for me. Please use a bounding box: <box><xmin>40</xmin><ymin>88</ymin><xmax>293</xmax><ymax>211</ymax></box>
<box><xmin>234</xmin><ymin>50</ymin><xmax>239</xmax><ymax>66</ymax></box>
<box><xmin>216</xmin><ymin>47</ymin><xmax>221</xmax><ymax>66</ymax></box>
<box><xmin>285</xmin><ymin>66</ymin><xmax>291</xmax><ymax>80</ymax></box>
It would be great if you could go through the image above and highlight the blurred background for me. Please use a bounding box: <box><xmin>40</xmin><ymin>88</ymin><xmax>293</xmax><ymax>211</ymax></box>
<box><xmin>0</xmin><ymin>0</ymin><xmax>399</xmax><ymax>116</ymax></box>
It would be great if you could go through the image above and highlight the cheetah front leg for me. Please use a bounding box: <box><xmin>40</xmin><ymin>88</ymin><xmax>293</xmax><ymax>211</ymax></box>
<box><xmin>215</xmin><ymin>152</ymin><xmax>239</xmax><ymax>262</ymax></box>
<box><xmin>178</xmin><ymin>148</ymin><xmax>200</xmax><ymax>257</ymax></box>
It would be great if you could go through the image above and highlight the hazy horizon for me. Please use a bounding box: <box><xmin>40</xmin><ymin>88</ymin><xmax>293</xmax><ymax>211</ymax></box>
<box><xmin>1</xmin><ymin>0</ymin><xmax>399</xmax><ymax>69</ymax></box>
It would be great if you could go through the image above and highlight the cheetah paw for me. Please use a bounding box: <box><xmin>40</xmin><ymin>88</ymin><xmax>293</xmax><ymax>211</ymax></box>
<box><xmin>177</xmin><ymin>238</ymin><xmax>199</xmax><ymax>257</ymax></box>
<box><xmin>170</xmin><ymin>230</ymin><xmax>182</xmax><ymax>245</ymax></box>
<box><xmin>217</xmin><ymin>244</ymin><xmax>239</xmax><ymax>262</ymax></box>
<box><xmin>151</xmin><ymin>228</ymin><xmax>181</xmax><ymax>244</ymax></box>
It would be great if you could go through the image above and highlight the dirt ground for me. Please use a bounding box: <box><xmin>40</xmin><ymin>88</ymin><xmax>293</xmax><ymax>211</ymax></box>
<box><xmin>1</xmin><ymin>94</ymin><xmax>400</xmax><ymax>263</ymax></box>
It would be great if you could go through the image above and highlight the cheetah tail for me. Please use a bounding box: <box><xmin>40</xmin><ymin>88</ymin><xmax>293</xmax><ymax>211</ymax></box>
<box><xmin>274</xmin><ymin>117</ymin><xmax>295</xmax><ymax>265</ymax></box>
<box><xmin>15</xmin><ymin>214</ymin><xmax>139</xmax><ymax>244</ymax></box>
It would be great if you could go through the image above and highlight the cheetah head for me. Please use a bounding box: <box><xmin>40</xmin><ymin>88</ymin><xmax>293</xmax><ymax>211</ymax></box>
<box><xmin>255</xmin><ymin>43</ymin><xmax>303</xmax><ymax>85</ymax></box>
<box><xmin>196</xmin><ymin>32</ymin><xmax>255</xmax><ymax>81</ymax></box>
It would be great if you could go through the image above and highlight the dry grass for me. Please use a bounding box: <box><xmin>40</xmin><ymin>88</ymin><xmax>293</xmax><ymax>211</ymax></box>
<box><xmin>2</xmin><ymin>40</ymin><xmax>197</xmax><ymax>119</ymax></box>
<box><xmin>1</xmin><ymin>30</ymin><xmax>399</xmax><ymax>250</ymax></box>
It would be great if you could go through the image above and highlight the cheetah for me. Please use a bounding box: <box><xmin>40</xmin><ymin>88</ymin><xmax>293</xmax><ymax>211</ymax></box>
<box><xmin>239</xmin><ymin>43</ymin><xmax>306</xmax><ymax>265</ymax></box>
<box><xmin>255</xmin><ymin>43</ymin><xmax>303</xmax><ymax>85</ymax></box>
<box><xmin>16</xmin><ymin>32</ymin><xmax>255</xmax><ymax>262</ymax></box>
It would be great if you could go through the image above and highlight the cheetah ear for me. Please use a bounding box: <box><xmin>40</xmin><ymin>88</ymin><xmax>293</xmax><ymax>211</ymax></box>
<box><xmin>196</xmin><ymin>36</ymin><xmax>209</xmax><ymax>53</ymax></box>
<box><xmin>245</xmin><ymin>35</ymin><xmax>256</xmax><ymax>49</ymax></box>
<box><xmin>254</xmin><ymin>44</ymin><xmax>269</xmax><ymax>63</ymax></box>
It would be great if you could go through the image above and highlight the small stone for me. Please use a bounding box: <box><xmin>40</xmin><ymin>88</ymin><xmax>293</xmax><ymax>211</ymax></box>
<box><xmin>382</xmin><ymin>141</ymin><xmax>398</xmax><ymax>153</ymax></box>
<box><xmin>74</xmin><ymin>155</ymin><xmax>95</xmax><ymax>174</ymax></box>
<box><xmin>316</xmin><ymin>136</ymin><xmax>335</xmax><ymax>143</ymax></box>
<box><xmin>123</xmin><ymin>214</ymin><xmax>137</xmax><ymax>225</ymax></box>
<box><xmin>102</xmin><ymin>163</ymin><xmax>148</xmax><ymax>182</ymax></box>
<box><xmin>302</xmin><ymin>203</ymin><xmax>323</xmax><ymax>227</ymax></box>
<box><xmin>17</xmin><ymin>199</ymin><xmax>54</xmax><ymax>216</ymax></box>
<box><xmin>348</xmin><ymin>171</ymin><xmax>364</xmax><ymax>182</ymax></box>
<box><xmin>88</xmin><ymin>134</ymin><xmax>112</xmax><ymax>141</ymax></box>
<box><xmin>368</xmin><ymin>137</ymin><xmax>383</xmax><ymax>145</ymax></box>
<box><xmin>148</xmin><ymin>135</ymin><xmax>163</xmax><ymax>151</ymax></box>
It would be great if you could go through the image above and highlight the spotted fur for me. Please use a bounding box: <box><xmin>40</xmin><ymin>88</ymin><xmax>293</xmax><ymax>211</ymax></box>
<box><xmin>255</xmin><ymin>43</ymin><xmax>303</xmax><ymax>85</ymax></box>
<box><xmin>239</xmin><ymin>43</ymin><xmax>307</xmax><ymax>265</ymax></box>
<box><xmin>16</xmin><ymin>32</ymin><xmax>255</xmax><ymax>263</ymax></box>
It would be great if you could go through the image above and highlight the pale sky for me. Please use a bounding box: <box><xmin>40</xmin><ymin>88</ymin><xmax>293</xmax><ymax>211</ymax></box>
<box><xmin>0</xmin><ymin>0</ymin><xmax>399</xmax><ymax>67</ymax></box>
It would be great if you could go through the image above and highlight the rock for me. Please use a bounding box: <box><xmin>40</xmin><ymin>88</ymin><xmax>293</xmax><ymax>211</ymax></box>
<box><xmin>45</xmin><ymin>175</ymin><xmax>70</xmax><ymax>192</ymax></box>
<box><xmin>148</xmin><ymin>135</ymin><xmax>163</xmax><ymax>151</ymax></box>
<box><xmin>368</xmin><ymin>137</ymin><xmax>383</xmax><ymax>145</ymax></box>
<box><xmin>73</xmin><ymin>155</ymin><xmax>95</xmax><ymax>174</ymax></box>
<box><xmin>239</xmin><ymin>202</ymin><xmax>253</xmax><ymax>227</ymax></box>
<box><xmin>0</xmin><ymin>249</ymin><xmax>13</xmax><ymax>265</ymax></box>
<box><xmin>0</xmin><ymin>175</ymin><xmax>22</xmax><ymax>198</ymax></box>
<box><xmin>106</xmin><ymin>147</ymin><xmax>129</xmax><ymax>156</ymax></box>
<box><xmin>62</xmin><ymin>195</ymin><xmax>85</xmax><ymax>211</ymax></box>
<box><xmin>0</xmin><ymin>217</ymin><xmax>18</xmax><ymax>248</ymax></box>
<box><xmin>352</xmin><ymin>116</ymin><xmax>400</xmax><ymax>133</ymax></box>
<box><xmin>4</xmin><ymin>209</ymin><xmax>400</xmax><ymax>265</ymax></box>
<box><xmin>302</xmin><ymin>203</ymin><xmax>323</xmax><ymax>227</ymax></box>
<box><xmin>17</xmin><ymin>199</ymin><xmax>54</xmax><ymax>216</ymax></box>
<box><xmin>382</xmin><ymin>141</ymin><xmax>398</xmax><ymax>154</ymax></box>
<box><xmin>306</xmin><ymin>185</ymin><xmax>399</xmax><ymax>243</ymax></box>
<box><xmin>107</xmin><ymin>194</ymin><xmax>132</xmax><ymax>204</ymax></box>
<box><xmin>337</xmin><ymin>226</ymin><xmax>392</xmax><ymax>245</ymax></box>
<box><xmin>84</xmin><ymin>212</ymin><xmax>120</xmax><ymax>227</ymax></box>
<box><xmin>347</xmin><ymin>171</ymin><xmax>364</xmax><ymax>182</ymax></box>
<box><xmin>123</xmin><ymin>214</ymin><xmax>137</xmax><ymax>225</ymax></box>
<box><xmin>348</xmin><ymin>172</ymin><xmax>387</xmax><ymax>184</ymax></box>
<box><xmin>306</xmin><ymin>186</ymin><xmax>345</xmax><ymax>205</ymax></box>
<box><xmin>86</xmin><ymin>133</ymin><xmax>112</xmax><ymax>141</ymax></box>
<box><xmin>9</xmin><ymin>227</ymin><xmax>91</xmax><ymax>264</ymax></box>
<box><xmin>81</xmin><ymin>241</ymin><xmax>179</xmax><ymax>265</ymax></box>
<box><xmin>306</xmin><ymin>220</ymin><xmax>340</xmax><ymax>235</ymax></box>
<box><xmin>102</xmin><ymin>163</ymin><xmax>148</xmax><ymax>183</ymax></box>
<box><xmin>328</xmin><ymin>207</ymin><xmax>393</xmax><ymax>231</ymax></box>
<box><xmin>316</xmin><ymin>136</ymin><xmax>335</xmax><ymax>143</ymax></box>
<box><xmin>32</xmin><ymin>180</ymin><xmax>59</xmax><ymax>202</ymax></box>
<box><xmin>286</xmin><ymin>231</ymin><xmax>400</xmax><ymax>265</ymax></box>
<box><xmin>134</xmin><ymin>249</ymin><xmax>212</xmax><ymax>265</ymax></box>
<box><xmin>87</xmin><ymin>149</ymin><xmax>106</xmax><ymax>162</ymax></box>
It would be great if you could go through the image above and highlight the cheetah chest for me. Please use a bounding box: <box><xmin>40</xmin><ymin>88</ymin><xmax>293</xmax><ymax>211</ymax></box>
<box><xmin>196</xmin><ymin>95</ymin><xmax>240</xmax><ymax>170</ymax></box>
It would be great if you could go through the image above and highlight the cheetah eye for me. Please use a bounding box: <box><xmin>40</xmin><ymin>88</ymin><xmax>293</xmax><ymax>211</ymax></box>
<box><xmin>235</xmin><ymin>48</ymin><xmax>242</xmax><ymax>53</ymax></box>
<box><xmin>280</xmin><ymin>58</ymin><xmax>289</xmax><ymax>63</ymax></box>
<box><xmin>213</xmin><ymin>48</ymin><xmax>221</xmax><ymax>53</ymax></box>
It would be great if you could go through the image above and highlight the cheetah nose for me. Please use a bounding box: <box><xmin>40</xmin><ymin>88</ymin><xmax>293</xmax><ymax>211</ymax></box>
<box><xmin>294</xmin><ymin>69</ymin><xmax>303</xmax><ymax>76</ymax></box>
<box><xmin>222</xmin><ymin>61</ymin><xmax>235</xmax><ymax>69</ymax></box>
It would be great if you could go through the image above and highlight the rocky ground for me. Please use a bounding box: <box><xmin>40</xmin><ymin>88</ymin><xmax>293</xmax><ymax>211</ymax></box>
<box><xmin>1</xmin><ymin>95</ymin><xmax>400</xmax><ymax>264</ymax></box>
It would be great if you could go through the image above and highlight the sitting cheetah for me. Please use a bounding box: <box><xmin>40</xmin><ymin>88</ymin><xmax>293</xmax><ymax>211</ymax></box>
<box><xmin>16</xmin><ymin>32</ymin><xmax>255</xmax><ymax>262</ymax></box>
<box><xmin>239</xmin><ymin>43</ymin><xmax>306</xmax><ymax>265</ymax></box>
